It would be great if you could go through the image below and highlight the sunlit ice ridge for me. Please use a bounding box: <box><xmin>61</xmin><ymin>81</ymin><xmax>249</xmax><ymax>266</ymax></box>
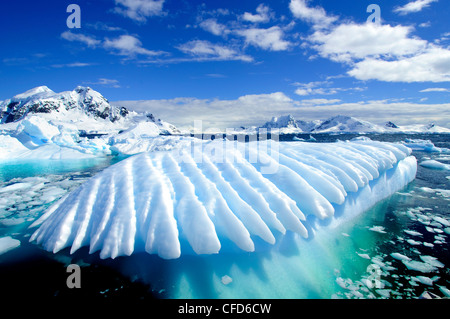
<box><xmin>29</xmin><ymin>138</ymin><xmax>417</xmax><ymax>298</ymax></box>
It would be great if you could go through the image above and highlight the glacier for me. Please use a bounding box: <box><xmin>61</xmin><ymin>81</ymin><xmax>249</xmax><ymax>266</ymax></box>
<box><xmin>30</xmin><ymin>139</ymin><xmax>417</xmax><ymax>261</ymax></box>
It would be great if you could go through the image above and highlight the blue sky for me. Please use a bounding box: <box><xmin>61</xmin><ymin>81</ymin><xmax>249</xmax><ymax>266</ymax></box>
<box><xmin>1</xmin><ymin>0</ymin><xmax>449</xmax><ymax>128</ymax></box>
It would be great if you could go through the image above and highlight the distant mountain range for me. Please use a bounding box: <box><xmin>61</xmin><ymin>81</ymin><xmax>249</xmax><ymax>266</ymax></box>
<box><xmin>0</xmin><ymin>86</ymin><xmax>180</xmax><ymax>135</ymax></box>
<box><xmin>1</xmin><ymin>87</ymin><xmax>448</xmax><ymax>135</ymax></box>
<box><xmin>259</xmin><ymin>114</ymin><xmax>450</xmax><ymax>134</ymax></box>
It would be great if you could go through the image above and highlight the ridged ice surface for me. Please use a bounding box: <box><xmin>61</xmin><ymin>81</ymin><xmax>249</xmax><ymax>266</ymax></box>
<box><xmin>30</xmin><ymin>140</ymin><xmax>417</xmax><ymax>259</ymax></box>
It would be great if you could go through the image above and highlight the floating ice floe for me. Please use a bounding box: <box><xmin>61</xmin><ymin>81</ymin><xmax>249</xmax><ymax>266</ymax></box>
<box><xmin>30</xmin><ymin>139</ymin><xmax>417</xmax><ymax>260</ymax></box>
<box><xmin>402</xmin><ymin>139</ymin><xmax>449</xmax><ymax>153</ymax></box>
<box><xmin>369</xmin><ymin>226</ymin><xmax>387</xmax><ymax>234</ymax></box>
<box><xmin>0</xmin><ymin>236</ymin><xmax>21</xmax><ymax>255</ymax></box>
<box><xmin>391</xmin><ymin>252</ymin><xmax>411</xmax><ymax>261</ymax></box>
<box><xmin>221</xmin><ymin>275</ymin><xmax>233</xmax><ymax>285</ymax></box>
<box><xmin>419</xmin><ymin>160</ymin><xmax>450</xmax><ymax>171</ymax></box>
<box><xmin>404</xmin><ymin>230</ymin><xmax>423</xmax><ymax>237</ymax></box>
<box><xmin>402</xmin><ymin>260</ymin><xmax>438</xmax><ymax>273</ymax></box>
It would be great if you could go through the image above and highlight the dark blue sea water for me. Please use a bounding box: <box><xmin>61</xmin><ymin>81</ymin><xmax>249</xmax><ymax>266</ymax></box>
<box><xmin>0</xmin><ymin>134</ymin><xmax>448</xmax><ymax>300</ymax></box>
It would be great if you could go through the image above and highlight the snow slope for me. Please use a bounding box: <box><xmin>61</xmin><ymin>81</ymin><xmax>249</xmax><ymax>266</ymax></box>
<box><xmin>0</xmin><ymin>87</ymin><xmax>182</xmax><ymax>159</ymax></box>
<box><xmin>30</xmin><ymin>139</ymin><xmax>417</xmax><ymax>260</ymax></box>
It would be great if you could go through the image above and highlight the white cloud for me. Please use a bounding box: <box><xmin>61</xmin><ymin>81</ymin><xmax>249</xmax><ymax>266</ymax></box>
<box><xmin>177</xmin><ymin>40</ymin><xmax>253</xmax><ymax>62</ymax></box>
<box><xmin>293</xmin><ymin>80</ymin><xmax>366</xmax><ymax>96</ymax></box>
<box><xmin>103</xmin><ymin>35</ymin><xmax>163</xmax><ymax>56</ymax></box>
<box><xmin>289</xmin><ymin>0</ymin><xmax>337</xmax><ymax>29</ymax></box>
<box><xmin>420</xmin><ymin>88</ymin><xmax>450</xmax><ymax>92</ymax></box>
<box><xmin>348</xmin><ymin>47</ymin><xmax>450</xmax><ymax>82</ymax></box>
<box><xmin>85</xmin><ymin>78</ymin><xmax>121</xmax><ymax>88</ymax></box>
<box><xmin>61</xmin><ymin>31</ymin><xmax>164</xmax><ymax>58</ymax></box>
<box><xmin>114</xmin><ymin>94</ymin><xmax>450</xmax><ymax>130</ymax></box>
<box><xmin>61</xmin><ymin>31</ymin><xmax>101</xmax><ymax>48</ymax></box>
<box><xmin>309</xmin><ymin>23</ymin><xmax>427</xmax><ymax>63</ymax></box>
<box><xmin>299</xmin><ymin>98</ymin><xmax>341</xmax><ymax>105</ymax></box>
<box><xmin>114</xmin><ymin>0</ymin><xmax>165</xmax><ymax>22</ymax></box>
<box><xmin>394</xmin><ymin>0</ymin><xmax>438</xmax><ymax>15</ymax></box>
<box><xmin>235</xmin><ymin>26</ymin><xmax>291</xmax><ymax>51</ymax></box>
<box><xmin>199</xmin><ymin>19</ymin><xmax>229</xmax><ymax>36</ymax></box>
<box><xmin>419</xmin><ymin>21</ymin><xmax>431</xmax><ymax>28</ymax></box>
<box><xmin>51</xmin><ymin>62</ymin><xmax>93</xmax><ymax>68</ymax></box>
<box><xmin>294</xmin><ymin>1</ymin><xmax>450</xmax><ymax>83</ymax></box>
<box><xmin>242</xmin><ymin>4</ymin><xmax>273</xmax><ymax>23</ymax></box>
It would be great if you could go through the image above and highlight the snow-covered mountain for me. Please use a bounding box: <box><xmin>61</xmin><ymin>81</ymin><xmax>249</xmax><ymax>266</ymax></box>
<box><xmin>313</xmin><ymin>115</ymin><xmax>385</xmax><ymax>133</ymax></box>
<box><xmin>261</xmin><ymin>115</ymin><xmax>319</xmax><ymax>133</ymax></box>
<box><xmin>0</xmin><ymin>86</ymin><xmax>180</xmax><ymax>135</ymax></box>
<box><xmin>0</xmin><ymin>86</ymin><xmax>129</xmax><ymax>124</ymax></box>
<box><xmin>259</xmin><ymin>114</ymin><xmax>450</xmax><ymax>134</ymax></box>
<box><xmin>0</xmin><ymin>86</ymin><xmax>183</xmax><ymax>159</ymax></box>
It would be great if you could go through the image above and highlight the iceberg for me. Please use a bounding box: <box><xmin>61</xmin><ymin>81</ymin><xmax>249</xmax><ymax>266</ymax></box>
<box><xmin>30</xmin><ymin>139</ymin><xmax>417</xmax><ymax>260</ymax></box>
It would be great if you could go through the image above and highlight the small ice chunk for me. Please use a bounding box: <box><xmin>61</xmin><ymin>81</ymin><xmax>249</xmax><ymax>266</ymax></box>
<box><xmin>419</xmin><ymin>291</ymin><xmax>441</xmax><ymax>299</ymax></box>
<box><xmin>391</xmin><ymin>253</ymin><xmax>411</xmax><ymax>261</ymax></box>
<box><xmin>357</xmin><ymin>253</ymin><xmax>371</xmax><ymax>260</ymax></box>
<box><xmin>432</xmin><ymin>216</ymin><xmax>450</xmax><ymax>227</ymax></box>
<box><xmin>419</xmin><ymin>160</ymin><xmax>450</xmax><ymax>170</ymax></box>
<box><xmin>402</xmin><ymin>260</ymin><xmax>437</xmax><ymax>273</ymax></box>
<box><xmin>0</xmin><ymin>182</ymin><xmax>33</xmax><ymax>193</ymax></box>
<box><xmin>413</xmin><ymin>276</ymin><xmax>438</xmax><ymax>286</ymax></box>
<box><xmin>404</xmin><ymin>230</ymin><xmax>423</xmax><ymax>237</ymax></box>
<box><xmin>221</xmin><ymin>275</ymin><xmax>232</xmax><ymax>285</ymax></box>
<box><xmin>369</xmin><ymin>226</ymin><xmax>387</xmax><ymax>234</ymax></box>
<box><xmin>376</xmin><ymin>289</ymin><xmax>391</xmax><ymax>298</ymax></box>
<box><xmin>0</xmin><ymin>236</ymin><xmax>21</xmax><ymax>255</ymax></box>
<box><xmin>420</xmin><ymin>255</ymin><xmax>444</xmax><ymax>268</ymax></box>
<box><xmin>406</xmin><ymin>239</ymin><xmax>422</xmax><ymax>246</ymax></box>
<box><xmin>438</xmin><ymin>286</ymin><xmax>450</xmax><ymax>298</ymax></box>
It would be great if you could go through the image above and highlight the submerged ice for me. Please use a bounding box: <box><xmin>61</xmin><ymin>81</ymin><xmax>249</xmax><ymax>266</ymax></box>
<box><xmin>30</xmin><ymin>139</ymin><xmax>417</xmax><ymax>260</ymax></box>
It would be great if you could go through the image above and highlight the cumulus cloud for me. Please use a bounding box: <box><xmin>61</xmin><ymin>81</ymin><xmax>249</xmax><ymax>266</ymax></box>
<box><xmin>103</xmin><ymin>35</ymin><xmax>163</xmax><ymax>56</ymax></box>
<box><xmin>309</xmin><ymin>23</ymin><xmax>427</xmax><ymax>63</ymax></box>
<box><xmin>199</xmin><ymin>19</ymin><xmax>229</xmax><ymax>36</ymax></box>
<box><xmin>348</xmin><ymin>46</ymin><xmax>450</xmax><ymax>82</ymax></box>
<box><xmin>197</xmin><ymin>4</ymin><xmax>292</xmax><ymax>53</ymax></box>
<box><xmin>235</xmin><ymin>26</ymin><xmax>292</xmax><ymax>51</ymax></box>
<box><xmin>293</xmin><ymin>1</ymin><xmax>450</xmax><ymax>83</ymax></box>
<box><xmin>394</xmin><ymin>0</ymin><xmax>438</xmax><ymax>15</ymax></box>
<box><xmin>242</xmin><ymin>4</ymin><xmax>273</xmax><ymax>23</ymax></box>
<box><xmin>61</xmin><ymin>31</ymin><xmax>165</xmax><ymax>60</ymax></box>
<box><xmin>289</xmin><ymin>0</ymin><xmax>337</xmax><ymax>29</ymax></box>
<box><xmin>114</xmin><ymin>0</ymin><xmax>165</xmax><ymax>22</ymax></box>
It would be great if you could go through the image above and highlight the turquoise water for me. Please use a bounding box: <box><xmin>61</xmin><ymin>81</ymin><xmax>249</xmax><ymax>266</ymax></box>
<box><xmin>0</xmin><ymin>157</ymin><xmax>120</xmax><ymax>182</ymax></box>
<box><xmin>0</xmin><ymin>134</ymin><xmax>448</xmax><ymax>300</ymax></box>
